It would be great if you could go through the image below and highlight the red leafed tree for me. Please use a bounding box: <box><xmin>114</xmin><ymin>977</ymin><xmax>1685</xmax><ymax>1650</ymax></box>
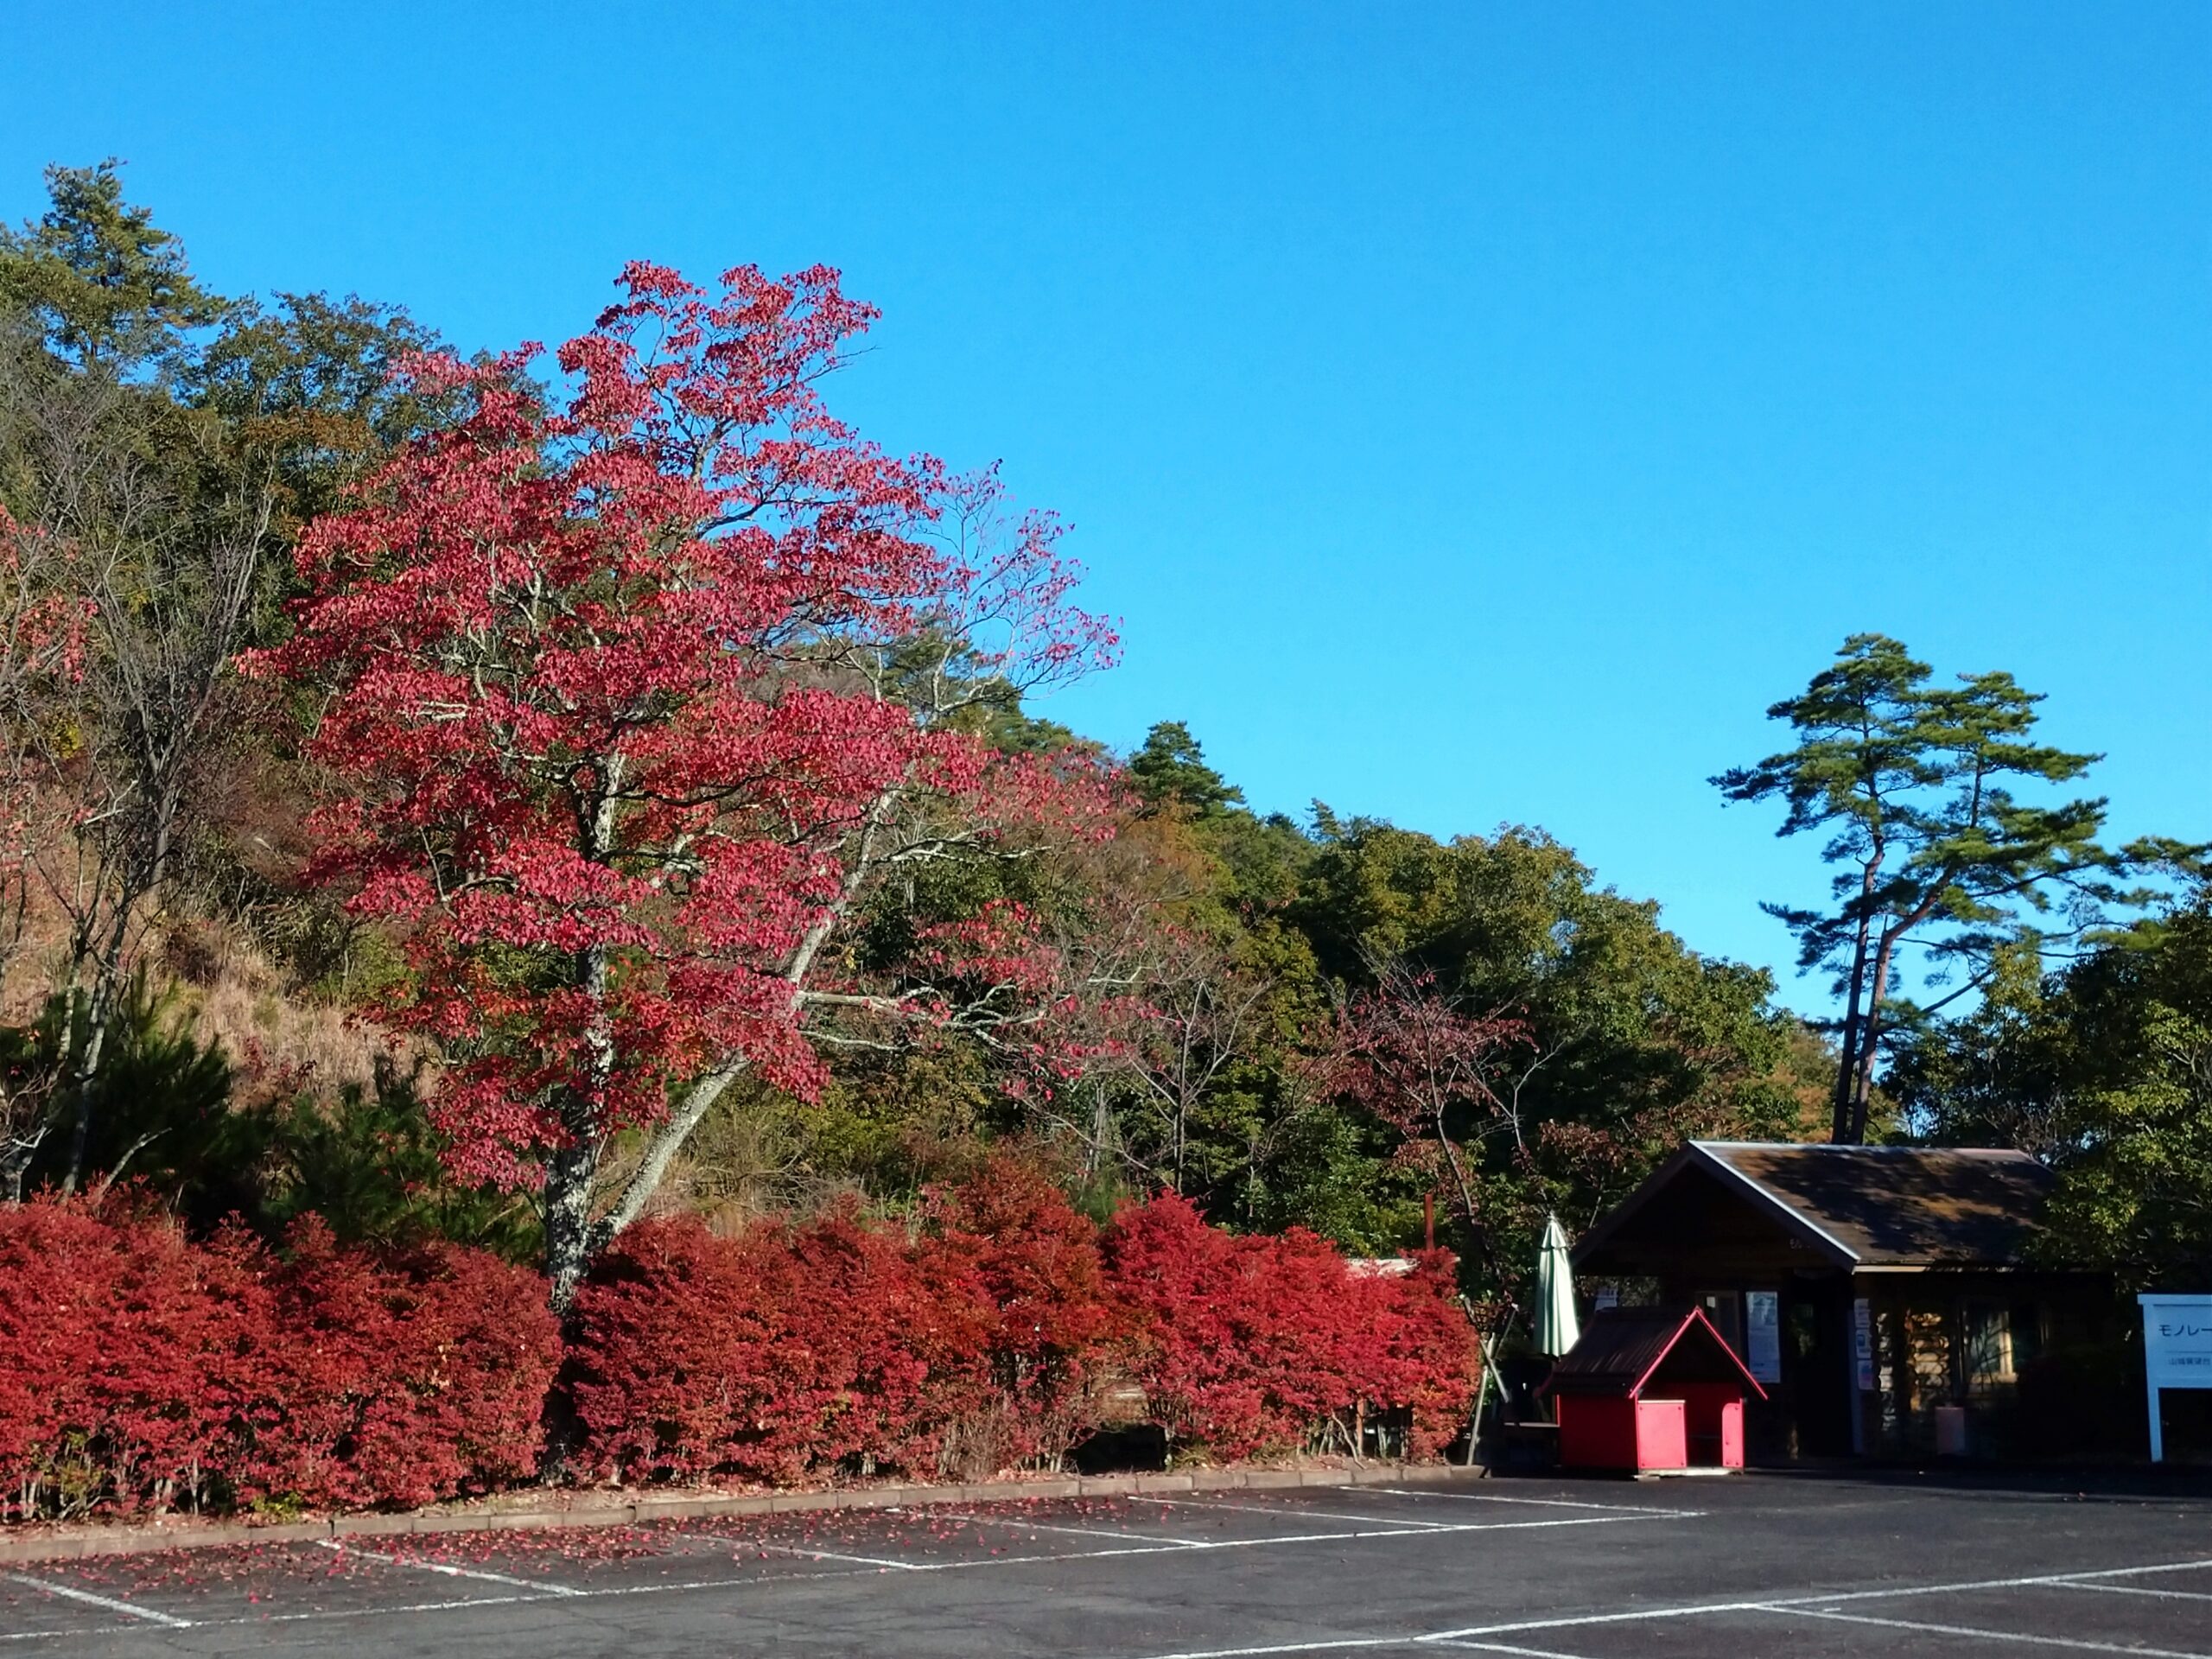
<box><xmin>1313</xmin><ymin>967</ymin><xmax>1532</xmax><ymax>1300</ymax></box>
<box><xmin>249</xmin><ymin>263</ymin><xmax>1116</xmax><ymax>1306</ymax></box>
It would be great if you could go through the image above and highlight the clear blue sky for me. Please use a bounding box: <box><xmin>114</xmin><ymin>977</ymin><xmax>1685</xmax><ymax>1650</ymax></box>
<box><xmin>5</xmin><ymin>2</ymin><xmax>2207</xmax><ymax>1011</ymax></box>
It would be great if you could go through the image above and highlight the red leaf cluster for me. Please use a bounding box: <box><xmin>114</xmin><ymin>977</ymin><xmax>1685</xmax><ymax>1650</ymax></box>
<box><xmin>569</xmin><ymin>1161</ymin><xmax>1478</xmax><ymax>1483</ymax></box>
<box><xmin>241</xmin><ymin>265</ymin><xmax>1120</xmax><ymax>1190</ymax></box>
<box><xmin>1102</xmin><ymin>1195</ymin><xmax>1478</xmax><ymax>1460</ymax></box>
<box><xmin>0</xmin><ymin>1173</ymin><xmax>1476</xmax><ymax>1519</ymax></box>
<box><xmin>0</xmin><ymin>1201</ymin><xmax>557</xmax><ymax>1520</ymax></box>
<box><xmin>569</xmin><ymin>1156</ymin><xmax>1122</xmax><ymax>1484</ymax></box>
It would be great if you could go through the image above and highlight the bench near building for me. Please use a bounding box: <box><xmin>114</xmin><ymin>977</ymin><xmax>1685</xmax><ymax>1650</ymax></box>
<box><xmin>1571</xmin><ymin>1141</ymin><xmax>2118</xmax><ymax>1462</ymax></box>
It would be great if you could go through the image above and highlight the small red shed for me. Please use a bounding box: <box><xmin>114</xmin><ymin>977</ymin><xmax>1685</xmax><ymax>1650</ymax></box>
<box><xmin>1546</xmin><ymin>1306</ymin><xmax>1767</xmax><ymax>1473</ymax></box>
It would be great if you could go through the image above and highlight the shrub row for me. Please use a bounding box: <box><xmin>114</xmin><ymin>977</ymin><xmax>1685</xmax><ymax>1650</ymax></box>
<box><xmin>570</xmin><ymin>1164</ymin><xmax>1478</xmax><ymax>1483</ymax></box>
<box><xmin>0</xmin><ymin>1203</ymin><xmax>556</xmax><ymax>1521</ymax></box>
<box><xmin>0</xmin><ymin>1162</ymin><xmax>1478</xmax><ymax>1520</ymax></box>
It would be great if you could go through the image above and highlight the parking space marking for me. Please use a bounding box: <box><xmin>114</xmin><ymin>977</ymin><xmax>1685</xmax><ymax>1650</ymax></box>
<box><xmin>941</xmin><ymin>1512</ymin><xmax>1207</xmax><ymax>1547</ymax></box>
<box><xmin>1128</xmin><ymin>1496</ymin><xmax>1461</xmax><ymax>1530</ymax></box>
<box><xmin>316</xmin><ymin>1537</ymin><xmax>585</xmax><ymax>1596</ymax></box>
<box><xmin>0</xmin><ymin>1510</ymin><xmax>1696</xmax><ymax>1648</ymax></box>
<box><xmin>2063</xmin><ymin>1580</ymin><xmax>2212</xmax><ymax>1603</ymax></box>
<box><xmin>1136</xmin><ymin>1556</ymin><xmax>2212</xmax><ymax>1658</ymax></box>
<box><xmin>1</xmin><ymin>1573</ymin><xmax>194</xmax><ymax>1630</ymax></box>
<box><xmin>756</xmin><ymin>1541</ymin><xmax>931</xmax><ymax>1571</ymax></box>
<box><xmin>1368</xmin><ymin>1488</ymin><xmax>1678</xmax><ymax>1516</ymax></box>
<box><xmin>1759</xmin><ymin>1604</ymin><xmax>2212</xmax><ymax>1656</ymax></box>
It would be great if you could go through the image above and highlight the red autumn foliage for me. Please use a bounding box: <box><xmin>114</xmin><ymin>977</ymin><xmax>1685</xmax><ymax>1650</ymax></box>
<box><xmin>1102</xmin><ymin>1194</ymin><xmax>1478</xmax><ymax>1460</ymax></box>
<box><xmin>569</xmin><ymin>1205</ymin><xmax>969</xmax><ymax>1486</ymax></box>
<box><xmin>2</xmin><ymin>1171</ymin><xmax>1474</xmax><ymax>1521</ymax></box>
<box><xmin>244</xmin><ymin>260</ymin><xmax>1118</xmax><ymax>1306</ymax></box>
<box><xmin>569</xmin><ymin>1164</ymin><xmax>1475</xmax><ymax>1485</ymax></box>
<box><xmin>916</xmin><ymin>1155</ymin><xmax>1128</xmax><ymax>1471</ymax></box>
<box><xmin>0</xmin><ymin>1198</ymin><xmax>262</xmax><ymax>1519</ymax></box>
<box><xmin>238</xmin><ymin>1219</ymin><xmax>561</xmax><ymax>1510</ymax></box>
<box><xmin>0</xmin><ymin>1200</ymin><xmax>556</xmax><ymax>1521</ymax></box>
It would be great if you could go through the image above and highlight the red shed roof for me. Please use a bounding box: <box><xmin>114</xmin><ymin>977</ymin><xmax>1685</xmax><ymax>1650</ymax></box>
<box><xmin>1544</xmin><ymin>1306</ymin><xmax>1767</xmax><ymax>1400</ymax></box>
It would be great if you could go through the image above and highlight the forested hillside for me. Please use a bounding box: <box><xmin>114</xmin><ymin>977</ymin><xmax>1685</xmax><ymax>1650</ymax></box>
<box><xmin>0</xmin><ymin>159</ymin><xmax>2202</xmax><ymax>1332</ymax></box>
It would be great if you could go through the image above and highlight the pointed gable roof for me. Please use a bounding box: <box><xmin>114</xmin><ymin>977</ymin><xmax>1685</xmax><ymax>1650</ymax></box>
<box><xmin>1573</xmin><ymin>1141</ymin><xmax>2056</xmax><ymax>1273</ymax></box>
<box><xmin>1544</xmin><ymin>1305</ymin><xmax>1767</xmax><ymax>1399</ymax></box>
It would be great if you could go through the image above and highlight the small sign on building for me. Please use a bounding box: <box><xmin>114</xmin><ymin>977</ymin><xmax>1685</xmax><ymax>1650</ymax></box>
<box><xmin>2140</xmin><ymin>1293</ymin><xmax>2212</xmax><ymax>1463</ymax></box>
<box><xmin>1745</xmin><ymin>1289</ymin><xmax>1782</xmax><ymax>1384</ymax></box>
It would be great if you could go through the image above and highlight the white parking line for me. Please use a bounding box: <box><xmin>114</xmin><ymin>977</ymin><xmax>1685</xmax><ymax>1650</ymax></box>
<box><xmin>315</xmin><ymin>1538</ymin><xmax>584</xmax><ymax>1596</ymax></box>
<box><xmin>6</xmin><ymin>1507</ymin><xmax>1700</xmax><ymax>1650</ymax></box>
<box><xmin>1</xmin><ymin>1573</ymin><xmax>194</xmax><ymax>1629</ymax></box>
<box><xmin>2064</xmin><ymin>1580</ymin><xmax>2212</xmax><ymax>1603</ymax></box>
<box><xmin>1368</xmin><ymin>1487</ymin><xmax>1672</xmax><ymax>1516</ymax></box>
<box><xmin>944</xmin><ymin>1512</ymin><xmax>1205</xmax><ymax>1546</ymax></box>
<box><xmin>1762</xmin><ymin>1603</ymin><xmax>2212</xmax><ymax>1656</ymax></box>
<box><xmin>1128</xmin><ymin>1496</ymin><xmax>1459</xmax><ymax>1530</ymax></box>
<box><xmin>757</xmin><ymin>1542</ymin><xmax>930</xmax><ymax>1571</ymax></box>
<box><xmin>1135</xmin><ymin>1555</ymin><xmax>2212</xmax><ymax>1658</ymax></box>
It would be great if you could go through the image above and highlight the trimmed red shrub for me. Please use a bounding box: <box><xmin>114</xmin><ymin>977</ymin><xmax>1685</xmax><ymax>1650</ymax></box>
<box><xmin>570</xmin><ymin>1205</ymin><xmax>978</xmax><ymax>1485</ymax></box>
<box><xmin>0</xmin><ymin>1199</ymin><xmax>267</xmax><ymax>1520</ymax></box>
<box><xmin>238</xmin><ymin>1218</ymin><xmax>559</xmax><ymax>1510</ymax></box>
<box><xmin>570</xmin><ymin>1162</ymin><xmax>1127</xmax><ymax>1486</ymax></box>
<box><xmin>3</xmin><ymin>1171</ymin><xmax>1476</xmax><ymax>1520</ymax></box>
<box><xmin>917</xmin><ymin>1155</ymin><xmax>1128</xmax><ymax>1474</ymax></box>
<box><xmin>0</xmin><ymin>1200</ymin><xmax>556</xmax><ymax>1520</ymax></box>
<box><xmin>1103</xmin><ymin>1195</ymin><xmax>1478</xmax><ymax>1460</ymax></box>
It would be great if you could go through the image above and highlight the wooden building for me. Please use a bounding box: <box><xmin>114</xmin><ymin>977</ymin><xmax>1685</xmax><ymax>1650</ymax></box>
<box><xmin>1573</xmin><ymin>1141</ymin><xmax>2117</xmax><ymax>1462</ymax></box>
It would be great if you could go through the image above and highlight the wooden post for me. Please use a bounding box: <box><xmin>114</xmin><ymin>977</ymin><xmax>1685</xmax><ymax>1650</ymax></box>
<box><xmin>1424</xmin><ymin>1191</ymin><xmax>1435</xmax><ymax>1251</ymax></box>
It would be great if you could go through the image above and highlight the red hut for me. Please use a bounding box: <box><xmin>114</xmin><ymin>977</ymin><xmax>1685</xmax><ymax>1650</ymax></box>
<box><xmin>1546</xmin><ymin>1306</ymin><xmax>1766</xmax><ymax>1472</ymax></box>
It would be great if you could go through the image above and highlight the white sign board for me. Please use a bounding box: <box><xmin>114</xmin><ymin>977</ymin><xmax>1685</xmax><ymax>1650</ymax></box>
<box><xmin>2140</xmin><ymin>1294</ymin><xmax>2212</xmax><ymax>1462</ymax></box>
<box><xmin>1745</xmin><ymin>1290</ymin><xmax>1781</xmax><ymax>1383</ymax></box>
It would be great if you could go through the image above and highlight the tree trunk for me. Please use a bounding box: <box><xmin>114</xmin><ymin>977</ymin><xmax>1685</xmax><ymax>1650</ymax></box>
<box><xmin>1847</xmin><ymin>925</ymin><xmax>1905</xmax><ymax>1144</ymax></box>
<box><xmin>543</xmin><ymin>1131</ymin><xmax>601</xmax><ymax>1315</ymax></box>
<box><xmin>1828</xmin><ymin>879</ymin><xmax>1878</xmax><ymax>1144</ymax></box>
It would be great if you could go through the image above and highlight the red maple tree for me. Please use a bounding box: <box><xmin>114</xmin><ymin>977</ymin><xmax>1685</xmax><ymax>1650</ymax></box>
<box><xmin>1312</xmin><ymin>968</ymin><xmax>1532</xmax><ymax>1299</ymax></box>
<box><xmin>251</xmin><ymin>263</ymin><xmax>1116</xmax><ymax>1304</ymax></box>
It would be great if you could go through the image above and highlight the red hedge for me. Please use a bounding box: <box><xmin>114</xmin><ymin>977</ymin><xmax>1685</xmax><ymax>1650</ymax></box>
<box><xmin>0</xmin><ymin>1200</ymin><xmax>557</xmax><ymax>1521</ymax></box>
<box><xmin>1</xmin><ymin>1169</ymin><xmax>1478</xmax><ymax>1518</ymax></box>
<box><xmin>569</xmin><ymin>1167</ymin><xmax>1476</xmax><ymax>1484</ymax></box>
<box><xmin>1100</xmin><ymin>1195</ymin><xmax>1478</xmax><ymax>1459</ymax></box>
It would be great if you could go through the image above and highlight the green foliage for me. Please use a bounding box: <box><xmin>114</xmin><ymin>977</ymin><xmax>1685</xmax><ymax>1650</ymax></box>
<box><xmin>5</xmin><ymin>976</ymin><xmax>245</xmax><ymax>1211</ymax></box>
<box><xmin>1894</xmin><ymin>893</ymin><xmax>2212</xmax><ymax>1287</ymax></box>
<box><xmin>0</xmin><ymin>160</ymin><xmax>228</xmax><ymax>375</ymax></box>
<box><xmin>1130</xmin><ymin>721</ymin><xmax>1245</xmax><ymax>817</ymax></box>
<box><xmin>257</xmin><ymin>1066</ymin><xmax>540</xmax><ymax>1259</ymax></box>
<box><xmin>1296</xmin><ymin>819</ymin><xmax>1805</xmax><ymax>1177</ymax></box>
<box><xmin>1716</xmin><ymin>632</ymin><xmax>2194</xmax><ymax>1142</ymax></box>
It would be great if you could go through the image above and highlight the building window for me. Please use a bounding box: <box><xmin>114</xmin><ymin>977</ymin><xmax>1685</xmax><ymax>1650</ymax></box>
<box><xmin>1963</xmin><ymin>1303</ymin><xmax>2014</xmax><ymax>1387</ymax></box>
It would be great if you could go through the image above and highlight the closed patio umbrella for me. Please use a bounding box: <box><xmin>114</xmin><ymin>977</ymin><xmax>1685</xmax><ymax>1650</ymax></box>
<box><xmin>1534</xmin><ymin>1211</ymin><xmax>1580</xmax><ymax>1358</ymax></box>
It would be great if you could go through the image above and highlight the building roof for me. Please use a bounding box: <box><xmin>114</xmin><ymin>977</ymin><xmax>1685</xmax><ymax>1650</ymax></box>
<box><xmin>1574</xmin><ymin>1141</ymin><xmax>2058</xmax><ymax>1271</ymax></box>
<box><xmin>1544</xmin><ymin>1305</ymin><xmax>1766</xmax><ymax>1399</ymax></box>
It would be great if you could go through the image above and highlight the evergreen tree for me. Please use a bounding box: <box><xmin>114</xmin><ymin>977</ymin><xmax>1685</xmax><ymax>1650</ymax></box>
<box><xmin>1715</xmin><ymin>633</ymin><xmax>2191</xmax><ymax>1143</ymax></box>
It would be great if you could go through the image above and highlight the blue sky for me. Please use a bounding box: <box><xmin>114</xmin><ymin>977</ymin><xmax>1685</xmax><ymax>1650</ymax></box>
<box><xmin>4</xmin><ymin>2</ymin><xmax>2206</xmax><ymax>1011</ymax></box>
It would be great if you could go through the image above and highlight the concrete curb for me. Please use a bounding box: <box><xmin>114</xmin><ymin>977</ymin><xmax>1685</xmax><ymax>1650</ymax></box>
<box><xmin>0</xmin><ymin>1460</ymin><xmax>1490</xmax><ymax>1564</ymax></box>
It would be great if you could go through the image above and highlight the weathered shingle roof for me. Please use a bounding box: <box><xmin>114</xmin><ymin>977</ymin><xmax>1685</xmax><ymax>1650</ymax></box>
<box><xmin>1574</xmin><ymin>1141</ymin><xmax>2058</xmax><ymax>1271</ymax></box>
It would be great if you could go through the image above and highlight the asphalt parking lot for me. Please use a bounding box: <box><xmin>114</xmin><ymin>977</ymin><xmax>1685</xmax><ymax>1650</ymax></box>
<box><xmin>5</xmin><ymin>1471</ymin><xmax>2211</xmax><ymax>1656</ymax></box>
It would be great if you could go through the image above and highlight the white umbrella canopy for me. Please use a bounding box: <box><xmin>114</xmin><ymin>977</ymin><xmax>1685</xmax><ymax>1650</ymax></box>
<box><xmin>1534</xmin><ymin>1211</ymin><xmax>1580</xmax><ymax>1358</ymax></box>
